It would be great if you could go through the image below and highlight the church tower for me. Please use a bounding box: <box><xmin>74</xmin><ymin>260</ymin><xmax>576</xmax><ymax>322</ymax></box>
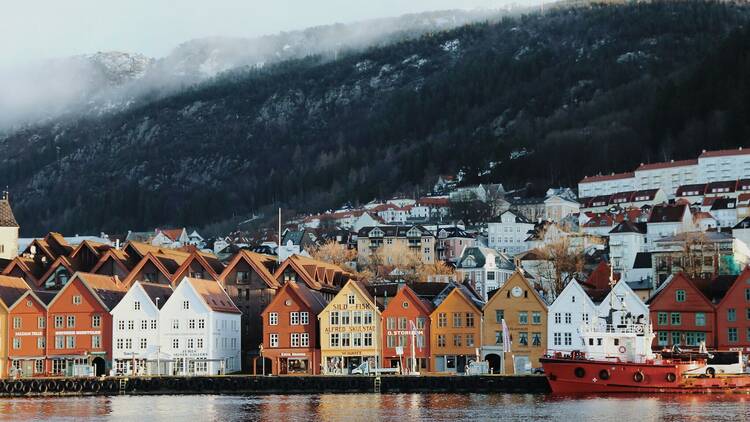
<box><xmin>0</xmin><ymin>191</ymin><xmax>19</xmax><ymax>260</ymax></box>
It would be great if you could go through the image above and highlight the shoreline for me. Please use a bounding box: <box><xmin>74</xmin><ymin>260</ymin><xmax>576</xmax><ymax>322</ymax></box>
<box><xmin>0</xmin><ymin>375</ymin><xmax>550</xmax><ymax>397</ymax></box>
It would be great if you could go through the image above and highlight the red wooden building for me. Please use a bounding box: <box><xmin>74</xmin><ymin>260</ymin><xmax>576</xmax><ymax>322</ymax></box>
<box><xmin>715</xmin><ymin>269</ymin><xmax>750</xmax><ymax>351</ymax></box>
<box><xmin>261</xmin><ymin>281</ymin><xmax>327</xmax><ymax>375</ymax></box>
<box><xmin>381</xmin><ymin>284</ymin><xmax>433</xmax><ymax>373</ymax></box>
<box><xmin>46</xmin><ymin>272</ymin><xmax>126</xmax><ymax>376</ymax></box>
<box><xmin>648</xmin><ymin>273</ymin><xmax>716</xmax><ymax>349</ymax></box>
<box><xmin>7</xmin><ymin>289</ymin><xmax>56</xmax><ymax>377</ymax></box>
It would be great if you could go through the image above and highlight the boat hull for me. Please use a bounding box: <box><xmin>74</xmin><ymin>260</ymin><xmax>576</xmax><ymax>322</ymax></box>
<box><xmin>540</xmin><ymin>358</ymin><xmax>750</xmax><ymax>394</ymax></box>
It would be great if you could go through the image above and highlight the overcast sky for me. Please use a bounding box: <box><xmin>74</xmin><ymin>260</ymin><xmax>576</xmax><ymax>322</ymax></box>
<box><xmin>0</xmin><ymin>0</ymin><xmax>535</xmax><ymax>67</ymax></box>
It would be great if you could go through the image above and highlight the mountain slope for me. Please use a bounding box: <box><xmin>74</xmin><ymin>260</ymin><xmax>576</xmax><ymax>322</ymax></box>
<box><xmin>3</xmin><ymin>0</ymin><xmax>750</xmax><ymax>236</ymax></box>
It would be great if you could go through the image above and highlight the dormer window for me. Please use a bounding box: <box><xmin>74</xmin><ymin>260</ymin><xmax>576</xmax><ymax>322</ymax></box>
<box><xmin>407</xmin><ymin>228</ymin><xmax>421</xmax><ymax>238</ymax></box>
<box><xmin>369</xmin><ymin>228</ymin><xmax>384</xmax><ymax>238</ymax></box>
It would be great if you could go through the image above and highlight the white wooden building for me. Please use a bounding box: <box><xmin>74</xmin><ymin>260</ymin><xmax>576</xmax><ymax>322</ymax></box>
<box><xmin>547</xmin><ymin>280</ymin><xmax>597</xmax><ymax>353</ymax></box>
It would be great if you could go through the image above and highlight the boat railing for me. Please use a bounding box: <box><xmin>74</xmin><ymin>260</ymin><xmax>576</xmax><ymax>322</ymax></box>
<box><xmin>579</xmin><ymin>322</ymin><xmax>649</xmax><ymax>335</ymax></box>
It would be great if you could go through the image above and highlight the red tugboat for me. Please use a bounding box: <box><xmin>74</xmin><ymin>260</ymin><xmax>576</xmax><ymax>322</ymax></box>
<box><xmin>540</xmin><ymin>298</ymin><xmax>750</xmax><ymax>393</ymax></box>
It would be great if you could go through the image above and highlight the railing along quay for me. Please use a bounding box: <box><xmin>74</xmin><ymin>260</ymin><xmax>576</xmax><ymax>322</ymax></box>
<box><xmin>0</xmin><ymin>375</ymin><xmax>551</xmax><ymax>396</ymax></box>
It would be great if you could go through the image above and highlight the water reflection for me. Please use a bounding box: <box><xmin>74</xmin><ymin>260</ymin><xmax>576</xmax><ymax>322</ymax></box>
<box><xmin>1</xmin><ymin>393</ymin><xmax>750</xmax><ymax>421</ymax></box>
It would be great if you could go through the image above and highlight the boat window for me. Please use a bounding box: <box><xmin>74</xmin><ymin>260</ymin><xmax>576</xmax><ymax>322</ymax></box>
<box><xmin>597</xmin><ymin>338</ymin><xmax>603</xmax><ymax>346</ymax></box>
<box><xmin>614</xmin><ymin>339</ymin><xmax>619</xmax><ymax>346</ymax></box>
<box><xmin>589</xmin><ymin>338</ymin><xmax>594</xmax><ymax>346</ymax></box>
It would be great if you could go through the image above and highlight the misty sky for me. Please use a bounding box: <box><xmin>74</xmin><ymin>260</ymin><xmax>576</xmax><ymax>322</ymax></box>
<box><xmin>1</xmin><ymin>0</ymin><xmax>535</xmax><ymax>67</ymax></box>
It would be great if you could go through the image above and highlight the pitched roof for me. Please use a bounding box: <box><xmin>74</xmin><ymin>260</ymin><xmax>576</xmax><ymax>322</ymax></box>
<box><xmin>609</xmin><ymin>220</ymin><xmax>646</xmax><ymax>234</ymax></box>
<box><xmin>636</xmin><ymin>159</ymin><xmax>698</xmax><ymax>171</ymax></box>
<box><xmin>273</xmin><ymin>254</ymin><xmax>352</xmax><ymax>291</ymax></box>
<box><xmin>633</xmin><ymin>252</ymin><xmax>652</xmax><ymax>269</ymax></box>
<box><xmin>582</xmin><ymin>261</ymin><xmax>619</xmax><ymax>291</ymax></box>
<box><xmin>356</xmin><ymin>225</ymin><xmax>433</xmax><ymax>237</ymax></box>
<box><xmin>676</xmin><ymin>183</ymin><xmax>707</xmax><ymax>197</ymax></box>
<box><xmin>710</xmin><ymin>197</ymin><xmax>737</xmax><ymax>211</ymax></box>
<box><xmin>0</xmin><ymin>276</ymin><xmax>30</xmax><ymax>308</ymax></box>
<box><xmin>706</xmin><ymin>180</ymin><xmax>737</xmax><ymax>194</ymax></box>
<box><xmin>183</xmin><ymin>277</ymin><xmax>240</xmax><ymax>314</ymax></box>
<box><xmin>648</xmin><ymin>204</ymin><xmax>687</xmax><ymax>223</ymax></box>
<box><xmin>138</xmin><ymin>282</ymin><xmax>174</xmax><ymax>309</ymax></box>
<box><xmin>692</xmin><ymin>275</ymin><xmax>736</xmax><ymax>305</ymax></box>
<box><xmin>219</xmin><ymin>250</ymin><xmax>278</xmax><ymax>288</ymax></box>
<box><xmin>0</xmin><ymin>195</ymin><xmax>18</xmax><ymax>228</ymax></box>
<box><xmin>580</xmin><ymin>172</ymin><xmax>634</xmax><ymax>184</ymax></box>
<box><xmin>699</xmin><ymin>147</ymin><xmax>750</xmax><ymax>158</ymax></box>
<box><xmin>157</xmin><ymin>228</ymin><xmax>185</xmax><ymax>242</ymax></box>
<box><xmin>67</xmin><ymin>272</ymin><xmax>126</xmax><ymax>311</ymax></box>
<box><xmin>735</xmin><ymin>217</ymin><xmax>750</xmax><ymax>229</ymax></box>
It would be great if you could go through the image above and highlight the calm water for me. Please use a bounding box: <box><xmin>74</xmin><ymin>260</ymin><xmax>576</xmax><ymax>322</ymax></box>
<box><xmin>1</xmin><ymin>393</ymin><xmax>749</xmax><ymax>421</ymax></box>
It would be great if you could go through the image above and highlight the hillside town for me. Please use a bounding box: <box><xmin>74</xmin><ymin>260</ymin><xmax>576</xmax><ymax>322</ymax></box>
<box><xmin>0</xmin><ymin>147</ymin><xmax>749</xmax><ymax>378</ymax></box>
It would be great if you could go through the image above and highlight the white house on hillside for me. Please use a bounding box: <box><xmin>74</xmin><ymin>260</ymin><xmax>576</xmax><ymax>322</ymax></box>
<box><xmin>544</xmin><ymin>195</ymin><xmax>579</xmax><ymax>222</ymax></box>
<box><xmin>487</xmin><ymin>210</ymin><xmax>534</xmax><ymax>255</ymax></box>
<box><xmin>111</xmin><ymin>281</ymin><xmax>173</xmax><ymax>375</ymax></box>
<box><xmin>608</xmin><ymin>220</ymin><xmax>646</xmax><ymax>274</ymax></box>
<box><xmin>547</xmin><ymin>280</ymin><xmax>597</xmax><ymax>353</ymax></box>
<box><xmin>160</xmin><ymin>277</ymin><xmax>242</xmax><ymax>375</ymax></box>
<box><xmin>646</xmin><ymin>204</ymin><xmax>692</xmax><ymax>248</ymax></box>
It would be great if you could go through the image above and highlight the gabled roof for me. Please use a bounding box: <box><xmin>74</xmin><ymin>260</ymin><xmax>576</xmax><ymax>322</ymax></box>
<box><xmin>716</xmin><ymin>269</ymin><xmax>750</xmax><ymax>309</ymax></box>
<box><xmin>0</xmin><ymin>276</ymin><xmax>31</xmax><ymax>309</ymax></box>
<box><xmin>262</xmin><ymin>281</ymin><xmax>327</xmax><ymax>316</ymax></box>
<box><xmin>157</xmin><ymin>228</ymin><xmax>185</xmax><ymax>242</ymax></box>
<box><xmin>735</xmin><ymin>217</ymin><xmax>750</xmax><ymax>229</ymax></box>
<box><xmin>137</xmin><ymin>281</ymin><xmax>174</xmax><ymax>309</ymax></box>
<box><xmin>90</xmin><ymin>248</ymin><xmax>132</xmax><ymax>274</ymax></box>
<box><xmin>1</xmin><ymin>256</ymin><xmax>43</xmax><ymax>284</ymax></box>
<box><xmin>491</xmin><ymin>210</ymin><xmax>532</xmax><ymax>224</ymax></box>
<box><xmin>646</xmin><ymin>273</ymin><xmax>714</xmax><ymax>308</ymax></box>
<box><xmin>484</xmin><ymin>271</ymin><xmax>546</xmax><ymax>310</ymax></box>
<box><xmin>121</xmin><ymin>252</ymin><xmax>176</xmax><ymax>287</ymax></box>
<box><xmin>181</xmin><ymin>277</ymin><xmax>240</xmax><ymax>314</ymax></box>
<box><xmin>582</xmin><ymin>261</ymin><xmax>619</xmax><ymax>291</ymax></box>
<box><xmin>648</xmin><ymin>204</ymin><xmax>687</xmax><ymax>223</ymax></box>
<box><xmin>710</xmin><ymin>197</ymin><xmax>737</xmax><ymax>211</ymax></box>
<box><xmin>219</xmin><ymin>250</ymin><xmax>278</xmax><ymax>288</ymax></box>
<box><xmin>35</xmin><ymin>255</ymin><xmax>77</xmax><ymax>287</ymax></box>
<box><xmin>432</xmin><ymin>281</ymin><xmax>484</xmax><ymax>314</ymax></box>
<box><xmin>69</xmin><ymin>239</ymin><xmax>110</xmax><ymax>260</ymax></box>
<box><xmin>273</xmin><ymin>255</ymin><xmax>352</xmax><ymax>291</ymax></box>
<box><xmin>609</xmin><ymin>220</ymin><xmax>646</xmax><ymax>235</ymax></box>
<box><xmin>707</xmin><ymin>180</ymin><xmax>737</xmax><ymax>194</ymax></box>
<box><xmin>170</xmin><ymin>251</ymin><xmax>224</xmax><ymax>283</ymax></box>
<box><xmin>48</xmin><ymin>272</ymin><xmax>126</xmax><ymax>311</ymax></box>
<box><xmin>676</xmin><ymin>183</ymin><xmax>707</xmax><ymax>197</ymax></box>
<box><xmin>356</xmin><ymin>225</ymin><xmax>433</xmax><ymax>237</ymax></box>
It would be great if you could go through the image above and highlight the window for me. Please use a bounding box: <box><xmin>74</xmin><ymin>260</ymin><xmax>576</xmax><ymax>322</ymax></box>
<box><xmin>290</xmin><ymin>312</ymin><xmax>300</xmax><ymax>325</ymax></box>
<box><xmin>151</xmin><ymin>319</ymin><xmax>158</xmax><ymax>329</ymax></box>
<box><xmin>301</xmin><ymin>333</ymin><xmax>310</xmax><ymax>347</ymax></box>
<box><xmin>35</xmin><ymin>360</ymin><xmax>43</xmax><ymax>374</ymax></box>
<box><xmin>134</xmin><ymin>301</ymin><xmax>141</xmax><ymax>310</ymax></box>
<box><xmin>92</xmin><ymin>335</ymin><xmax>101</xmax><ymax>349</ymax></box>
<box><xmin>12</xmin><ymin>317</ymin><xmax>20</xmax><ymax>329</ymax></box>
<box><xmin>657</xmin><ymin>312</ymin><xmax>668</xmax><ymax>326</ymax></box>
<box><xmin>671</xmin><ymin>332</ymin><xmax>680</xmax><ymax>345</ymax></box>
<box><xmin>55</xmin><ymin>335</ymin><xmax>64</xmax><ymax>349</ymax></box>
<box><xmin>128</xmin><ymin>320</ymin><xmax>134</xmax><ymax>330</ymax></box>
<box><xmin>66</xmin><ymin>336</ymin><xmax>75</xmax><ymax>349</ymax></box>
<box><xmin>658</xmin><ymin>332</ymin><xmax>668</xmax><ymax>346</ymax></box>
<box><xmin>38</xmin><ymin>317</ymin><xmax>45</xmax><ymax>329</ymax></box>
<box><xmin>300</xmin><ymin>312</ymin><xmax>309</xmax><ymax>325</ymax></box>
<box><xmin>173</xmin><ymin>338</ymin><xmax>179</xmax><ymax>349</ymax></box>
<box><xmin>519</xmin><ymin>311</ymin><xmax>528</xmax><ymax>325</ymax></box>
<box><xmin>187</xmin><ymin>338</ymin><xmax>194</xmax><ymax>348</ymax></box>
<box><xmin>364</xmin><ymin>312</ymin><xmax>373</xmax><ymax>325</ymax></box>
<box><xmin>729</xmin><ymin>328</ymin><xmax>738</xmax><ymax>343</ymax></box>
<box><xmin>341</xmin><ymin>311</ymin><xmax>350</xmax><ymax>325</ymax></box>
<box><xmin>438</xmin><ymin>313</ymin><xmax>447</xmax><ymax>327</ymax></box>
<box><xmin>531</xmin><ymin>311</ymin><xmax>542</xmax><ymax>325</ymax></box>
<box><xmin>118</xmin><ymin>320</ymin><xmax>125</xmax><ymax>330</ymax></box>
<box><xmin>553</xmin><ymin>332</ymin><xmax>561</xmax><ymax>346</ymax></box>
<box><xmin>363</xmin><ymin>333</ymin><xmax>372</xmax><ymax>346</ymax></box>
<box><xmin>329</xmin><ymin>333</ymin><xmax>339</xmax><ymax>347</ymax></box>
<box><xmin>116</xmin><ymin>339</ymin><xmax>124</xmax><ymax>350</ymax></box>
<box><xmin>671</xmin><ymin>313</ymin><xmax>681</xmax><ymax>326</ymax></box>
<box><xmin>172</xmin><ymin>319</ymin><xmax>180</xmax><ymax>330</ymax></box>
<box><xmin>466</xmin><ymin>333</ymin><xmax>475</xmax><ymax>347</ymax></box>
<box><xmin>466</xmin><ymin>313</ymin><xmax>475</xmax><ymax>328</ymax></box>
<box><xmin>269</xmin><ymin>313</ymin><xmax>278</xmax><ymax>326</ymax></box>
<box><xmin>291</xmin><ymin>333</ymin><xmax>300</xmax><ymax>347</ymax></box>
<box><xmin>564</xmin><ymin>313</ymin><xmax>572</xmax><ymax>324</ymax></box>
<box><xmin>746</xmin><ymin>289</ymin><xmax>750</xmax><ymax>301</ymax></box>
<box><xmin>198</xmin><ymin>319</ymin><xmax>205</xmax><ymax>329</ymax></box>
<box><xmin>564</xmin><ymin>333</ymin><xmax>572</xmax><ymax>346</ymax></box>
<box><xmin>416</xmin><ymin>317</ymin><xmax>426</xmax><ymax>329</ymax></box>
<box><xmin>183</xmin><ymin>301</ymin><xmax>190</xmax><ymax>310</ymax></box>
<box><xmin>197</xmin><ymin>338</ymin><xmax>204</xmax><ymax>349</ymax></box>
<box><xmin>453</xmin><ymin>312</ymin><xmax>462</xmax><ymax>328</ymax></box>
<box><xmin>453</xmin><ymin>334</ymin><xmax>462</xmax><ymax>347</ymax></box>
<box><xmin>352</xmin><ymin>311</ymin><xmax>361</xmax><ymax>325</ymax></box>
<box><xmin>72</xmin><ymin>295</ymin><xmax>82</xmax><ymax>305</ymax></box>
<box><xmin>37</xmin><ymin>337</ymin><xmax>45</xmax><ymax>349</ymax></box>
<box><xmin>495</xmin><ymin>309</ymin><xmax>504</xmax><ymax>323</ymax></box>
<box><xmin>582</xmin><ymin>313</ymin><xmax>589</xmax><ymax>324</ymax></box>
<box><xmin>695</xmin><ymin>313</ymin><xmax>706</xmax><ymax>327</ymax></box>
<box><xmin>728</xmin><ymin>308</ymin><xmax>737</xmax><ymax>322</ymax></box>
<box><xmin>347</xmin><ymin>294</ymin><xmax>355</xmax><ymax>305</ymax></box>
<box><xmin>532</xmin><ymin>332</ymin><xmax>542</xmax><ymax>347</ymax></box>
<box><xmin>341</xmin><ymin>333</ymin><xmax>350</xmax><ymax>347</ymax></box>
<box><xmin>189</xmin><ymin>319</ymin><xmax>196</xmax><ymax>329</ymax></box>
<box><xmin>12</xmin><ymin>338</ymin><xmax>20</xmax><ymax>349</ymax></box>
<box><xmin>67</xmin><ymin>315</ymin><xmax>75</xmax><ymax>328</ymax></box>
<box><xmin>676</xmin><ymin>290</ymin><xmax>686</xmax><ymax>302</ymax></box>
<box><xmin>554</xmin><ymin>313</ymin><xmax>561</xmax><ymax>324</ymax></box>
<box><xmin>519</xmin><ymin>332</ymin><xmax>529</xmax><ymax>346</ymax></box>
<box><xmin>268</xmin><ymin>333</ymin><xmax>279</xmax><ymax>347</ymax></box>
<box><xmin>140</xmin><ymin>338</ymin><xmax>147</xmax><ymax>349</ymax></box>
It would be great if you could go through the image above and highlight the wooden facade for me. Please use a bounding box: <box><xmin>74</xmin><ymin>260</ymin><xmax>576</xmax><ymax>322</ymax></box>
<box><xmin>381</xmin><ymin>284</ymin><xmax>432</xmax><ymax>373</ymax></box>
<box><xmin>429</xmin><ymin>284</ymin><xmax>483</xmax><ymax>374</ymax></box>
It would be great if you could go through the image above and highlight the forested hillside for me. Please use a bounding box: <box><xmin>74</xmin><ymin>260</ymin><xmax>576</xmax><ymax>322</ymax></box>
<box><xmin>2</xmin><ymin>1</ymin><xmax>750</xmax><ymax>235</ymax></box>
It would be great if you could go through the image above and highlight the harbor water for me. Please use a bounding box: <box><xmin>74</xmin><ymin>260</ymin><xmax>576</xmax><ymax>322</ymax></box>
<box><xmin>1</xmin><ymin>393</ymin><xmax>749</xmax><ymax>421</ymax></box>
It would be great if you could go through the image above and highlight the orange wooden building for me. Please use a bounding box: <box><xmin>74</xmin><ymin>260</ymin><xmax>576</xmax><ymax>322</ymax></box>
<box><xmin>429</xmin><ymin>283</ymin><xmax>484</xmax><ymax>373</ymax></box>
<box><xmin>7</xmin><ymin>289</ymin><xmax>56</xmax><ymax>377</ymax></box>
<box><xmin>260</xmin><ymin>281</ymin><xmax>327</xmax><ymax>375</ymax></box>
<box><xmin>46</xmin><ymin>272</ymin><xmax>126</xmax><ymax>376</ymax></box>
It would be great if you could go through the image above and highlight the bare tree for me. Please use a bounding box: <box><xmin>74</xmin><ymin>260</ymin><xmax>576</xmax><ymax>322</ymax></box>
<box><xmin>309</xmin><ymin>240</ymin><xmax>357</xmax><ymax>269</ymax></box>
<box><xmin>536</xmin><ymin>237</ymin><xmax>587</xmax><ymax>299</ymax></box>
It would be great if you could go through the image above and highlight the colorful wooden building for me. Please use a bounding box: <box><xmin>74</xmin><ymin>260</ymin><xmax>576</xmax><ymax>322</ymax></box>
<box><xmin>261</xmin><ymin>281</ymin><xmax>327</xmax><ymax>375</ymax></box>
<box><xmin>0</xmin><ymin>276</ymin><xmax>33</xmax><ymax>377</ymax></box>
<box><xmin>713</xmin><ymin>269</ymin><xmax>750</xmax><ymax>350</ymax></box>
<box><xmin>46</xmin><ymin>272</ymin><xmax>125</xmax><ymax>376</ymax></box>
<box><xmin>381</xmin><ymin>284</ymin><xmax>432</xmax><ymax>373</ymax></box>
<box><xmin>429</xmin><ymin>282</ymin><xmax>484</xmax><ymax>373</ymax></box>
<box><xmin>318</xmin><ymin>280</ymin><xmax>381</xmax><ymax>374</ymax></box>
<box><xmin>482</xmin><ymin>272</ymin><xmax>548</xmax><ymax>374</ymax></box>
<box><xmin>7</xmin><ymin>288</ymin><xmax>55</xmax><ymax>377</ymax></box>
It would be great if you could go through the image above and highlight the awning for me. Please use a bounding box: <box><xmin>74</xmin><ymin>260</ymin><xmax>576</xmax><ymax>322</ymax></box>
<box><xmin>8</xmin><ymin>356</ymin><xmax>45</xmax><ymax>360</ymax></box>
